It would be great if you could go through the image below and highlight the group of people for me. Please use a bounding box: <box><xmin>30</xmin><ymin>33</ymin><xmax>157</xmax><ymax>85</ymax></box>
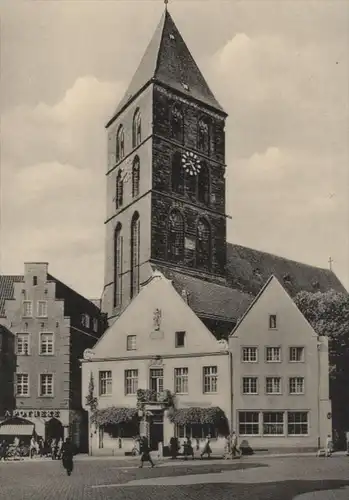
<box><xmin>29</xmin><ymin>436</ymin><xmax>64</xmax><ymax>459</ymax></box>
<box><xmin>168</xmin><ymin>432</ymin><xmax>241</xmax><ymax>460</ymax></box>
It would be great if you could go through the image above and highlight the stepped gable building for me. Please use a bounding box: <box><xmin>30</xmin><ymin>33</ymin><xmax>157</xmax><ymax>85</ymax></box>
<box><xmin>0</xmin><ymin>263</ymin><xmax>105</xmax><ymax>452</ymax></box>
<box><xmin>102</xmin><ymin>8</ymin><xmax>346</xmax><ymax>337</ymax></box>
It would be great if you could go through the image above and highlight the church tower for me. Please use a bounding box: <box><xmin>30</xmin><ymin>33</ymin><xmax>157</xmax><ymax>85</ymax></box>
<box><xmin>102</xmin><ymin>7</ymin><xmax>228</xmax><ymax>323</ymax></box>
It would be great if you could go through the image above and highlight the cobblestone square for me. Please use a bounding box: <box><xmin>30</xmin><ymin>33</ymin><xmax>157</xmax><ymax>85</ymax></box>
<box><xmin>1</xmin><ymin>455</ymin><xmax>349</xmax><ymax>500</ymax></box>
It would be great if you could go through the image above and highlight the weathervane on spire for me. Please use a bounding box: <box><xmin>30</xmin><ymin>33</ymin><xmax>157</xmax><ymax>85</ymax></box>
<box><xmin>164</xmin><ymin>0</ymin><xmax>169</xmax><ymax>9</ymax></box>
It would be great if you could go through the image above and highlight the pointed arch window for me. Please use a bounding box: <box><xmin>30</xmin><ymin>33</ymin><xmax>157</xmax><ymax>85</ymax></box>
<box><xmin>132</xmin><ymin>156</ymin><xmax>140</xmax><ymax>198</ymax></box>
<box><xmin>132</xmin><ymin>108</ymin><xmax>142</xmax><ymax>148</ymax></box>
<box><xmin>168</xmin><ymin>210</ymin><xmax>184</xmax><ymax>262</ymax></box>
<box><xmin>196</xmin><ymin>218</ymin><xmax>211</xmax><ymax>270</ymax></box>
<box><xmin>198</xmin><ymin>161</ymin><xmax>210</xmax><ymax>205</ymax></box>
<box><xmin>171</xmin><ymin>151</ymin><xmax>184</xmax><ymax>194</ymax></box>
<box><xmin>198</xmin><ymin>117</ymin><xmax>210</xmax><ymax>155</ymax></box>
<box><xmin>130</xmin><ymin>212</ymin><xmax>140</xmax><ymax>299</ymax></box>
<box><xmin>116</xmin><ymin>125</ymin><xmax>125</xmax><ymax>162</ymax></box>
<box><xmin>113</xmin><ymin>224</ymin><xmax>123</xmax><ymax>308</ymax></box>
<box><xmin>185</xmin><ymin>170</ymin><xmax>197</xmax><ymax>200</ymax></box>
<box><xmin>170</xmin><ymin>104</ymin><xmax>184</xmax><ymax>143</ymax></box>
<box><xmin>116</xmin><ymin>170</ymin><xmax>123</xmax><ymax>209</ymax></box>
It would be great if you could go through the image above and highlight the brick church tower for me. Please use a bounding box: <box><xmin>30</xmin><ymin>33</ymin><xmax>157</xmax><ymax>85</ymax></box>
<box><xmin>102</xmin><ymin>8</ymin><xmax>229</xmax><ymax>323</ymax></box>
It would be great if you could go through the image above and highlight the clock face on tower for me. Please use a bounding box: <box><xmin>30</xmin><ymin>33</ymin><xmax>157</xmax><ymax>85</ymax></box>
<box><xmin>181</xmin><ymin>151</ymin><xmax>201</xmax><ymax>176</ymax></box>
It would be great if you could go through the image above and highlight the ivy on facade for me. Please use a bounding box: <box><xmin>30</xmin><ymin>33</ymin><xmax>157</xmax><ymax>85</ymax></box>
<box><xmin>91</xmin><ymin>407</ymin><xmax>138</xmax><ymax>426</ymax></box>
<box><xmin>85</xmin><ymin>372</ymin><xmax>98</xmax><ymax>413</ymax></box>
<box><xmin>169</xmin><ymin>406</ymin><xmax>229</xmax><ymax>435</ymax></box>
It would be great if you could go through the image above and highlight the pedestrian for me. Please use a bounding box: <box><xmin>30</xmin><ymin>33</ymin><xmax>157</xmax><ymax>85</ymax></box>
<box><xmin>183</xmin><ymin>436</ymin><xmax>194</xmax><ymax>460</ymax></box>
<box><xmin>231</xmin><ymin>431</ymin><xmax>241</xmax><ymax>458</ymax></box>
<box><xmin>29</xmin><ymin>436</ymin><xmax>36</xmax><ymax>459</ymax></box>
<box><xmin>0</xmin><ymin>440</ymin><xmax>6</xmax><ymax>461</ymax></box>
<box><xmin>139</xmin><ymin>436</ymin><xmax>155</xmax><ymax>468</ymax></box>
<box><xmin>57</xmin><ymin>438</ymin><xmax>63</xmax><ymax>459</ymax></box>
<box><xmin>61</xmin><ymin>437</ymin><xmax>74</xmax><ymax>476</ymax></box>
<box><xmin>169</xmin><ymin>436</ymin><xmax>179</xmax><ymax>459</ymax></box>
<box><xmin>200</xmin><ymin>434</ymin><xmax>212</xmax><ymax>459</ymax></box>
<box><xmin>224</xmin><ymin>434</ymin><xmax>231</xmax><ymax>459</ymax></box>
<box><xmin>51</xmin><ymin>438</ymin><xmax>57</xmax><ymax>459</ymax></box>
<box><xmin>325</xmin><ymin>434</ymin><xmax>333</xmax><ymax>457</ymax></box>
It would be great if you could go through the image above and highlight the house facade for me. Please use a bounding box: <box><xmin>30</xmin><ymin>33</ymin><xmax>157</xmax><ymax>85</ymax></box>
<box><xmin>0</xmin><ymin>263</ymin><xmax>105</xmax><ymax>452</ymax></box>
<box><xmin>230</xmin><ymin>276</ymin><xmax>331</xmax><ymax>452</ymax></box>
<box><xmin>81</xmin><ymin>271</ymin><xmax>231</xmax><ymax>456</ymax></box>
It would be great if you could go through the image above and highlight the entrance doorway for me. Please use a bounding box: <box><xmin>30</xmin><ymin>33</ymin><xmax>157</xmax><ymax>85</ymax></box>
<box><xmin>149</xmin><ymin>411</ymin><xmax>163</xmax><ymax>451</ymax></box>
<box><xmin>45</xmin><ymin>418</ymin><xmax>64</xmax><ymax>442</ymax></box>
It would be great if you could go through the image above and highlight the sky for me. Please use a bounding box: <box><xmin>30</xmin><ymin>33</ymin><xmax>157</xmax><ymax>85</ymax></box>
<box><xmin>0</xmin><ymin>0</ymin><xmax>348</xmax><ymax>299</ymax></box>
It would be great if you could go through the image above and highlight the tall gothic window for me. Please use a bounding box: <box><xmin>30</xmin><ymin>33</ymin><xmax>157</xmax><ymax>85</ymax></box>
<box><xmin>170</xmin><ymin>104</ymin><xmax>184</xmax><ymax>142</ymax></box>
<box><xmin>167</xmin><ymin>210</ymin><xmax>184</xmax><ymax>262</ymax></box>
<box><xmin>113</xmin><ymin>224</ymin><xmax>123</xmax><ymax>308</ymax></box>
<box><xmin>132</xmin><ymin>156</ymin><xmax>140</xmax><ymax>198</ymax></box>
<box><xmin>198</xmin><ymin>161</ymin><xmax>210</xmax><ymax>205</ymax></box>
<box><xmin>130</xmin><ymin>212</ymin><xmax>140</xmax><ymax>299</ymax></box>
<box><xmin>116</xmin><ymin>170</ymin><xmax>123</xmax><ymax>209</ymax></box>
<box><xmin>185</xmin><ymin>170</ymin><xmax>197</xmax><ymax>200</ymax></box>
<box><xmin>132</xmin><ymin>109</ymin><xmax>142</xmax><ymax>148</ymax></box>
<box><xmin>196</xmin><ymin>218</ymin><xmax>211</xmax><ymax>270</ymax></box>
<box><xmin>171</xmin><ymin>152</ymin><xmax>184</xmax><ymax>194</ymax></box>
<box><xmin>116</xmin><ymin>125</ymin><xmax>125</xmax><ymax>162</ymax></box>
<box><xmin>198</xmin><ymin>117</ymin><xmax>210</xmax><ymax>155</ymax></box>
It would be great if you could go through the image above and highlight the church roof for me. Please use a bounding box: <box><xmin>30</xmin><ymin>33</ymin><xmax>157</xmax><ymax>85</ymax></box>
<box><xmin>154</xmin><ymin>243</ymin><xmax>347</xmax><ymax>327</ymax></box>
<box><xmin>108</xmin><ymin>9</ymin><xmax>225</xmax><ymax>126</ymax></box>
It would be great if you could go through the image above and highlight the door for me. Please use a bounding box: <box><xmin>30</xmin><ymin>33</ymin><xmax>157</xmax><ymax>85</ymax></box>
<box><xmin>149</xmin><ymin>411</ymin><xmax>164</xmax><ymax>451</ymax></box>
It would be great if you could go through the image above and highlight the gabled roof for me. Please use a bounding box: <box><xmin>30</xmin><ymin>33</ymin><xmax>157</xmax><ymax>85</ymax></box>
<box><xmin>0</xmin><ymin>275</ymin><xmax>24</xmax><ymax>317</ymax></box>
<box><xmin>108</xmin><ymin>9</ymin><xmax>225</xmax><ymax>126</ymax></box>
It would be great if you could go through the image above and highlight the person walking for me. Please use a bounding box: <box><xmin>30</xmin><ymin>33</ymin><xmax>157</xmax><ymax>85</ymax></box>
<box><xmin>184</xmin><ymin>436</ymin><xmax>194</xmax><ymax>460</ymax></box>
<box><xmin>57</xmin><ymin>438</ymin><xmax>63</xmax><ymax>460</ymax></box>
<box><xmin>325</xmin><ymin>434</ymin><xmax>333</xmax><ymax>457</ymax></box>
<box><xmin>62</xmin><ymin>437</ymin><xmax>74</xmax><ymax>476</ymax></box>
<box><xmin>224</xmin><ymin>434</ymin><xmax>231</xmax><ymax>459</ymax></box>
<box><xmin>200</xmin><ymin>434</ymin><xmax>212</xmax><ymax>459</ymax></box>
<box><xmin>139</xmin><ymin>436</ymin><xmax>155</xmax><ymax>468</ymax></box>
<box><xmin>231</xmin><ymin>431</ymin><xmax>241</xmax><ymax>458</ymax></box>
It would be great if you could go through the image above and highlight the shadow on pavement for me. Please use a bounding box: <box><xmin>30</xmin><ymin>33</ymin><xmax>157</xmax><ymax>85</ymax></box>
<box><xmin>99</xmin><ymin>479</ymin><xmax>349</xmax><ymax>500</ymax></box>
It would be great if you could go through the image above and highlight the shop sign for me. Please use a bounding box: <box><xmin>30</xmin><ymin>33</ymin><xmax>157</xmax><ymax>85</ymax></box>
<box><xmin>4</xmin><ymin>410</ymin><xmax>61</xmax><ymax>419</ymax></box>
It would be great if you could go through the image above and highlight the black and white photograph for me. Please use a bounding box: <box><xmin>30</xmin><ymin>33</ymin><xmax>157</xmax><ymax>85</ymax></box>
<box><xmin>0</xmin><ymin>0</ymin><xmax>348</xmax><ymax>498</ymax></box>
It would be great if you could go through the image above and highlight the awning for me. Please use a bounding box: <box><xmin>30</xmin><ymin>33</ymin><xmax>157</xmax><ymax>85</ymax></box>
<box><xmin>0</xmin><ymin>424</ymin><xmax>34</xmax><ymax>436</ymax></box>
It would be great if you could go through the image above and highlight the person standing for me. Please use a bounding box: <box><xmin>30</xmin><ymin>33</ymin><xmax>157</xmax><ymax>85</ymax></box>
<box><xmin>224</xmin><ymin>434</ymin><xmax>231</xmax><ymax>459</ymax></box>
<box><xmin>57</xmin><ymin>438</ymin><xmax>63</xmax><ymax>460</ymax></box>
<box><xmin>62</xmin><ymin>437</ymin><xmax>74</xmax><ymax>476</ymax></box>
<box><xmin>139</xmin><ymin>436</ymin><xmax>155</xmax><ymax>468</ymax></box>
<box><xmin>169</xmin><ymin>436</ymin><xmax>179</xmax><ymax>459</ymax></box>
<box><xmin>325</xmin><ymin>434</ymin><xmax>333</xmax><ymax>457</ymax></box>
<box><xmin>29</xmin><ymin>436</ymin><xmax>36</xmax><ymax>459</ymax></box>
<box><xmin>231</xmin><ymin>431</ymin><xmax>241</xmax><ymax>458</ymax></box>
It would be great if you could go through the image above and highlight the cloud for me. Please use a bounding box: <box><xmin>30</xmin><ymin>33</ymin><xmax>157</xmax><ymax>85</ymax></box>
<box><xmin>1</xmin><ymin>76</ymin><xmax>122</xmax><ymax>296</ymax></box>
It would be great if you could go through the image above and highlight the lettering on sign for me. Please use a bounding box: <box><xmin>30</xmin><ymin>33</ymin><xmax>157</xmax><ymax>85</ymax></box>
<box><xmin>4</xmin><ymin>410</ymin><xmax>61</xmax><ymax>419</ymax></box>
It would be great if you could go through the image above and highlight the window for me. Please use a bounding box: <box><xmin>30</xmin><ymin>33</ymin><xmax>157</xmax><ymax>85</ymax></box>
<box><xmin>132</xmin><ymin>156</ymin><xmax>140</xmax><ymax>198</ymax></box>
<box><xmin>168</xmin><ymin>210</ymin><xmax>184</xmax><ymax>263</ymax></box>
<box><xmin>93</xmin><ymin>318</ymin><xmax>98</xmax><ymax>333</ymax></box>
<box><xmin>289</xmin><ymin>377</ymin><xmax>305</xmax><ymax>394</ymax></box>
<box><xmin>198</xmin><ymin>161</ymin><xmax>210</xmax><ymax>205</ymax></box>
<box><xmin>40</xmin><ymin>374</ymin><xmax>54</xmax><ymax>397</ymax></box>
<box><xmin>196</xmin><ymin>218</ymin><xmax>211</xmax><ymax>270</ymax></box>
<box><xmin>266</xmin><ymin>347</ymin><xmax>281</xmax><ymax>362</ymax></box>
<box><xmin>150</xmin><ymin>368</ymin><xmax>163</xmax><ymax>393</ymax></box>
<box><xmin>23</xmin><ymin>301</ymin><xmax>33</xmax><ymax>317</ymax></box>
<box><xmin>99</xmin><ymin>371</ymin><xmax>112</xmax><ymax>396</ymax></box>
<box><xmin>116</xmin><ymin>125</ymin><xmax>125</xmax><ymax>162</ymax></box>
<box><xmin>170</xmin><ymin>104</ymin><xmax>184</xmax><ymax>142</ymax></box>
<box><xmin>290</xmin><ymin>347</ymin><xmax>305</xmax><ymax>362</ymax></box>
<box><xmin>16</xmin><ymin>333</ymin><xmax>30</xmax><ymax>355</ymax></box>
<box><xmin>85</xmin><ymin>314</ymin><xmax>90</xmax><ymax>329</ymax></box>
<box><xmin>176</xmin><ymin>424</ymin><xmax>216</xmax><ymax>439</ymax></box>
<box><xmin>40</xmin><ymin>332</ymin><xmax>54</xmax><ymax>355</ymax></box>
<box><xmin>203</xmin><ymin>366</ymin><xmax>218</xmax><ymax>393</ymax></box>
<box><xmin>171</xmin><ymin>151</ymin><xmax>184</xmax><ymax>194</ymax></box>
<box><xmin>265</xmin><ymin>377</ymin><xmax>282</xmax><ymax>394</ymax></box>
<box><xmin>37</xmin><ymin>301</ymin><xmax>48</xmax><ymax>318</ymax></box>
<box><xmin>16</xmin><ymin>374</ymin><xmax>29</xmax><ymax>397</ymax></box>
<box><xmin>113</xmin><ymin>223</ymin><xmax>123</xmax><ymax>308</ymax></box>
<box><xmin>242</xmin><ymin>347</ymin><xmax>258</xmax><ymax>362</ymax></box>
<box><xmin>116</xmin><ymin>170</ymin><xmax>124</xmax><ymax>209</ymax></box>
<box><xmin>175</xmin><ymin>331</ymin><xmax>186</xmax><ymax>348</ymax></box>
<box><xmin>242</xmin><ymin>377</ymin><xmax>258</xmax><ymax>394</ymax></box>
<box><xmin>127</xmin><ymin>335</ymin><xmax>137</xmax><ymax>351</ymax></box>
<box><xmin>238</xmin><ymin>412</ymin><xmax>259</xmax><ymax>435</ymax></box>
<box><xmin>125</xmin><ymin>369</ymin><xmax>138</xmax><ymax>395</ymax></box>
<box><xmin>132</xmin><ymin>108</ymin><xmax>142</xmax><ymax>148</ymax></box>
<box><xmin>198</xmin><ymin>117</ymin><xmax>210</xmax><ymax>154</ymax></box>
<box><xmin>269</xmin><ymin>314</ymin><xmax>277</xmax><ymax>329</ymax></box>
<box><xmin>174</xmin><ymin>367</ymin><xmax>188</xmax><ymax>394</ymax></box>
<box><xmin>130</xmin><ymin>212</ymin><xmax>140</xmax><ymax>299</ymax></box>
<box><xmin>263</xmin><ymin>412</ymin><xmax>284</xmax><ymax>435</ymax></box>
<box><xmin>287</xmin><ymin>412</ymin><xmax>308</xmax><ymax>436</ymax></box>
<box><xmin>33</xmin><ymin>276</ymin><xmax>38</xmax><ymax>286</ymax></box>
